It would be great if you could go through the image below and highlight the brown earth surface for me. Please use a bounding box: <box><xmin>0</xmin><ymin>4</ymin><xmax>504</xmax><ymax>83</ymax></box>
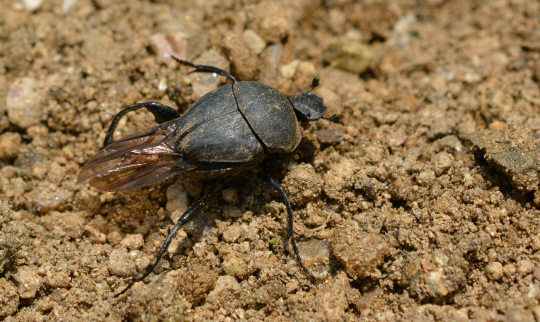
<box><xmin>1</xmin><ymin>0</ymin><xmax>540</xmax><ymax>321</ymax></box>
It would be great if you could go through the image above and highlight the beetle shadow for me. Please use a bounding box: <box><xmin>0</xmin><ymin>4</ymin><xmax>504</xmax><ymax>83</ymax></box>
<box><xmin>295</xmin><ymin>139</ymin><xmax>318</xmax><ymax>164</ymax></box>
<box><xmin>261</xmin><ymin>139</ymin><xmax>319</xmax><ymax>171</ymax></box>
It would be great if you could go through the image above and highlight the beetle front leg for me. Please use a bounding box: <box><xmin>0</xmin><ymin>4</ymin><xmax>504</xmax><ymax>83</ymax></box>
<box><xmin>104</xmin><ymin>102</ymin><xmax>180</xmax><ymax>147</ymax></box>
<box><xmin>107</xmin><ymin>183</ymin><xmax>217</xmax><ymax>299</ymax></box>
<box><xmin>171</xmin><ymin>56</ymin><xmax>237</xmax><ymax>84</ymax></box>
<box><xmin>256</xmin><ymin>173</ymin><xmax>315</xmax><ymax>279</ymax></box>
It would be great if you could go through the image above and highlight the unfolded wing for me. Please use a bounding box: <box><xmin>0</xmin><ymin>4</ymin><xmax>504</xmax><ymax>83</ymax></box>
<box><xmin>78</xmin><ymin>121</ymin><xmax>197</xmax><ymax>191</ymax></box>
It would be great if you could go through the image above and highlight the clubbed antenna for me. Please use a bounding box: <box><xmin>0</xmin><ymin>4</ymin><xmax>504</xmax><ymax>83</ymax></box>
<box><xmin>310</xmin><ymin>77</ymin><xmax>320</xmax><ymax>91</ymax></box>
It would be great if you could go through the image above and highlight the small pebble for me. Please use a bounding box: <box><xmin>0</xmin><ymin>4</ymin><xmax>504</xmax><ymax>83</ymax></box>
<box><xmin>260</xmin><ymin>43</ymin><xmax>283</xmax><ymax>86</ymax></box>
<box><xmin>387</xmin><ymin>129</ymin><xmax>408</xmax><ymax>146</ymax></box>
<box><xmin>489</xmin><ymin>121</ymin><xmax>507</xmax><ymax>130</ymax></box>
<box><xmin>222</xmin><ymin>254</ymin><xmax>254</xmax><ymax>278</ymax></box>
<box><xmin>426</xmin><ymin>271</ymin><xmax>449</xmax><ymax>297</ymax></box>
<box><xmin>242</xmin><ymin>29</ymin><xmax>266</xmax><ymax>54</ymax></box>
<box><xmin>533</xmin><ymin>267</ymin><xmax>540</xmax><ymax>281</ymax></box>
<box><xmin>297</xmin><ymin>239</ymin><xmax>332</xmax><ymax>278</ymax></box>
<box><xmin>486</xmin><ymin>262</ymin><xmax>504</xmax><ymax>280</ymax></box>
<box><xmin>332</xmin><ymin>229</ymin><xmax>389</xmax><ymax>279</ymax></box>
<box><xmin>222</xmin><ymin>225</ymin><xmax>242</xmax><ymax>243</ymax></box>
<box><xmin>504</xmin><ymin>264</ymin><xmax>517</xmax><ymax>277</ymax></box>
<box><xmin>245</xmin><ymin>3</ymin><xmax>293</xmax><ymax>43</ymax></box>
<box><xmin>323</xmin><ymin>159</ymin><xmax>355</xmax><ymax>200</ymax></box>
<box><xmin>107</xmin><ymin>231</ymin><xmax>123</xmax><ymax>246</ymax></box>
<box><xmin>533</xmin><ymin>234</ymin><xmax>540</xmax><ymax>251</ymax></box>
<box><xmin>173</xmin><ymin>264</ymin><xmax>218</xmax><ymax>304</ymax></box>
<box><xmin>0</xmin><ymin>278</ymin><xmax>18</xmax><ymax>316</ymax></box>
<box><xmin>517</xmin><ymin>259</ymin><xmax>534</xmax><ymax>276</ymax></box>
<box><xmin>107</xmin><ymin>247</ymin><xmax>136</xmax><ymax>277</ymax></box>
<box><xmin>317</xmin><ymin>128</ymin><xmax>344</xmax><ymax>145</ymax></box>
<box><xmin>315</xmin><ymin>273</ymin><xmax>348</xmax><ymax>322</ymax></box>
<box><xmin>84</xmin><ymin>225</ymin><xmax>107</xmax><ymax>244</ymax></box>
<box><xmin>167</xmin><ymin>230</ymin><xmax>187</xmax><ymax>257</ymax></box>
<box><xmin>120</xmin><ymin>234</ymin><xmax>144</xmax><ymax>250</ymax></box>
<box><xmin>6</xmin><ymin>77</ymin><xmax>42</xmax><ymax>129</ymax></box>
<box><xmin>149</xmin><ymin>33</ymin><xmax>176</xmax><ymax>67</ymax></box>
<box><xmin>166</xmin><ymin>182</ymin><xmax>190</xmax><ymax>224</ymax></box>
<box><xmin>222</xmin><ymin>204</ymin><xmax>242</xmax><ymax>218</ymax></box>
<box><xmin>222</xmin><ymin>188</ymin><xmax>239</xmax><ymax>204</ymax></box>
<box><xmin>206</xmin><ymin>275</ymin><xmax>241</xmax><ymax>304</ymax></box>
<box><xmin>505</xmin><ymin>307</ymin><xmax>535</xmax><ymax>322</ymax></box>
<box><xmin>45</xmin><ymin>267</ymin><xmax>71</xmax><ymax>288</ymax></box>
<box><xmin>264</xmin><ymin>43</ymin><xmax>283</xmax><ymax>66</ymax></box>
<box><xmin>416</xmin><ymin>170</ymin><xmax>436</xmax><ymax>187</ymax></box>
<box><xmin>324</xmin><ymin>37</ymin><xmax>374</xmax><ymax>74</ymax></box>
<box><xmin>23</xmin><ymin>0</ymin><xmax>43</xmax><ymax>12</ymax></box>
<box><xmin>328</xmin><ymin>9</ymin><xmax>346</xmax><ymax>34</ymax></box>
<box><xmin>42</xmin><ymin>212</ymin><xmax>85</xmax><ymax>239</ymax></box>
<box><xmin>283</xmin><ymin>163</ymin><xmax>323</xmax><ymax>205</ymax></box>
<box><xmin>433</xmin><ymin>151</ymin><xmax>454</xmax><ymax>176</ymax></box>
<box><xmin>61</xmin><ymin>0</ymin><xmax>77</xmax><ymax>12</ymax></box>
<box><xmin>390</xmin><ymin>14</ymin><xmax>417</xmax><ymax>46</ymax></box>
<box><xmin>167</xmin><ymin>30</ymin><xmax>208</xmax><ymax>62</ymax></box>
<box><xmin>0</xmin><ymin>132</ymin><xmax>22</xmax><ymax>160</ymax></box>
<box><xmin>463</xmin><ymin>72</ymin><xmax>482</xmax><ymax>84</ymax></box>
<box><xmin>158</xmin><ymin>78</ymin><xmax>167</xmax><ymax>91</ymax></box>
<box><xmin>45</xmin><ymin>161</ymin><xmax>66</xmax><ymax>185</ymax></box>
<box><xmin>14</xmin><ymin>266</ymin><xmax>42</xmax><ymax>299</ymax></box>
<box><xmin>279</xmin><ymin>60</ymin><xmax>300</xmax><ymax>79</ymax></box>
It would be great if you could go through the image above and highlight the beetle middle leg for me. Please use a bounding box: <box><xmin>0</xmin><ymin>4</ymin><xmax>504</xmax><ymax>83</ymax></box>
<box><xmin>256</xmin><ymin>173</ymin><xmax>315</xmax><ymax>279</ymax></box>
<box><xmin>104</xmin><ymin>102</ymin><xmax>180</xmax><ymax>147</ymax></box>
<box><xmin>109</xmin><ymin>182</ymin><xmax>218</xmax><ymax>299</ymax></box>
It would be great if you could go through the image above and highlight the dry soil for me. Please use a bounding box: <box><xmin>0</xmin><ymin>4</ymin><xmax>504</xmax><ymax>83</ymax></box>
<box><xmin>1</xmin><ymin>0</ymin><xmax>540</xmax><ymax>321</ymax></box>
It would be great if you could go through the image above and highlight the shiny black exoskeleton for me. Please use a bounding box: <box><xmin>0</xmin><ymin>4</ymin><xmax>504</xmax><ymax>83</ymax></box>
<box><xmin>78</xmin><ymin>56</ymin><xmax>340</xmax><ymax>298</ymax></box>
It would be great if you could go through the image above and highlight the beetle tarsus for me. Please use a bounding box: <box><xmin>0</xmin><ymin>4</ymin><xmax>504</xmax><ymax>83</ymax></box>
<box><xmin>256</xmin><ymin>173</ymin><xmax>316</xmax><ymax>279</ymax></box>
<box><xmin>171</xmin><ymin>55</ymin><xmax>237</xmax><ymax>84</ymax></box>
<box><xmin>107</xmin><ymin>183</ymin><xmax>218</xmax><ymax>299</ymax></box>
<box><xmin>104</xmin><ymin>102</ymin><xmax>180</xmax><ymax>147</ymax></box>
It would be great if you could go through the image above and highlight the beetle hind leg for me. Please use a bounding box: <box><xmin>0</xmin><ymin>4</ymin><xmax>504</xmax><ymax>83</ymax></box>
<box><xmin>257</xmin><ymin>173</ymin><xmax>315</xmax><ymax>279</ymax></box>
<box><xmin>171</xmin><ymin>55</ymin><xmax>237</xmax><ymax>84</ymax></box>
<box><xmin>108</xmin><ymin>183</ymin><xmax>218</xmax><ymax>299</ymax></box>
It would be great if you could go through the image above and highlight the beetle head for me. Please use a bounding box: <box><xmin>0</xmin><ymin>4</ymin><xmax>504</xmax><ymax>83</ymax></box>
<box><xmin>290</xmin><ymin>77</ymin><xmax>340</xmax><ymax>123</ymax></box>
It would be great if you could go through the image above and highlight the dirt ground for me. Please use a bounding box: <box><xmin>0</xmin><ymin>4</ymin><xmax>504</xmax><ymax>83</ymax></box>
<box><xmin>1</xmin><ymin>0</ymin><xmax>540</xmax><ymax>321</ymax></box>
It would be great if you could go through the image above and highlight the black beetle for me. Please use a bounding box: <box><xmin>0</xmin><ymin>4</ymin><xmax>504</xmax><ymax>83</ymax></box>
<box><xmin>78</xmin><ymin>56</ymin><xmax>339</xmax><ymax>298</ymax></box>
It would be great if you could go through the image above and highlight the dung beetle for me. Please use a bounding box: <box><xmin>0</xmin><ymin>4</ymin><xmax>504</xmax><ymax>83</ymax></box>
<box><xmin>78</xmin><ymin>56</ymin><xmax>340</xmax><ymax>298</ymax></box>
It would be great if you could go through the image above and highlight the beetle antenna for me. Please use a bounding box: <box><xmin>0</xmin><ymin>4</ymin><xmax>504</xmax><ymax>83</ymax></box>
<box><xmin>323</xmin><ymin>114</ymin><xmax>341</xmax><ymax>124</ymax></box>
<box><xmin>309</xmin><ymin>77</ymin><xmax>320</xmax><ymax>92</ymax></box>
<box><xmin>171</xmin><ymin>55</ymin><xmax>237</xmax><ymax>84</ymax></box>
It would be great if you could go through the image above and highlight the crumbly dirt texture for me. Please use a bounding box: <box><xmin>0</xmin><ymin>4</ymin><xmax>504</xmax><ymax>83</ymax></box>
<box><xmin>1</xmin><ymin>0</ymin><xmax>540</xmax><ymax>321</ymax></box>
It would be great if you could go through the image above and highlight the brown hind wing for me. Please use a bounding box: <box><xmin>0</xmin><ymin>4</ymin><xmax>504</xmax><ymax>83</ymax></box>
<box><xmin>78</xmin><ymin>122</ymin><xmax>197</xmax><ymax>191</ymax></box>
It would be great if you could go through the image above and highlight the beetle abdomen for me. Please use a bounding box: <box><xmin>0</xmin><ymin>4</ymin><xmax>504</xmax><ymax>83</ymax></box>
<box><xmin>233</xmin><ymin>82</ymin><xmax>302</xmax><ymax>153</ymax></box>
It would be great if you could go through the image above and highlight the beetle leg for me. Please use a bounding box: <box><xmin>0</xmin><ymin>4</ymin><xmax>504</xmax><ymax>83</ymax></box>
<box><xmin>107</xmin><ymin>183</ymin><xmax>218</xmax><ymax>299</ymax></box>
<box><xmin>256</xmin><ymin>173</ymin><xmax>315</xmax><ymax>279</ymax></box>
<box><xmin>171</xmin><ymin>55</ymin><xmax>237</xmax><ymax>84</ymax></box>
<box><xmin>104</xmin><ymin>102</ymin><xmax>180</xmax><ymax>147</ymax></box>
<box><xmin>323</xmin><ymin>114</ymin><xmax>341</xmax><ymax>124</ymax></box>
